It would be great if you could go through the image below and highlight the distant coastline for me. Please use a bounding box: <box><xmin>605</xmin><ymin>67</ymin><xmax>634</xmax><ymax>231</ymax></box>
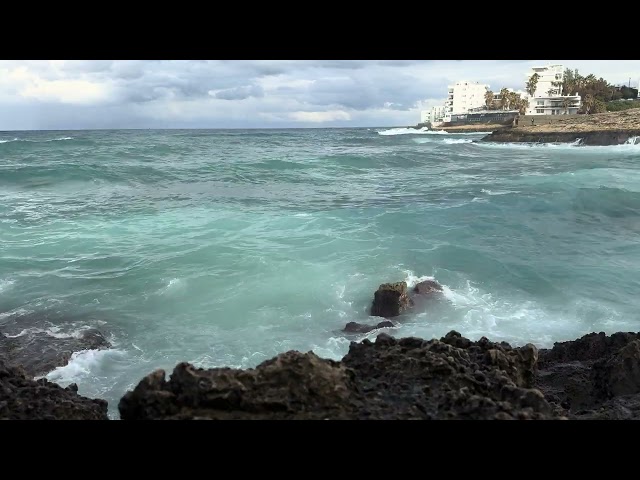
<box><xmin>482</xmin><ymin>109</ymin><xmax>640</xmax><ymax>145</ymax></box>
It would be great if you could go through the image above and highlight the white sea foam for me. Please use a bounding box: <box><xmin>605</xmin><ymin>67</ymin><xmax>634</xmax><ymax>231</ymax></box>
<box><xmin>402</xmin><ymin>270</ymin><xmax>437</xmax><ymax>288</ymax></box>
<box><xmin>442</xmin><ymin>138</ymin><xmax>474</xmax><ymax>144</ymax></box>
<box><xmin>0</xmin><ymin>278</ymin><xmax>15</xmax><ymax>293</ymax></box>
<box><xmin>481</xmin><ymin>188</ymin><xmax>519</xmax><ymax>196</ymax></box>
<box><xmin>0</xmin><ymin>136</ymin><xmax>73</xmax><ymax>143</ymax></box>
<box><xmin>476</xmin><ymin>137</ymin><xmax>640</xmax><ymax>150</ymax></box>
<box><xmin>44</xmin><ymin>348</ymin><xmax>125</xmax><ymax>384</ymax></box>
<box><xmin>158</xmin><ymin>277</ymin><xmax>186</xmax><ymax>295</ymax></box>
<box><xmin>377</xmin><ymin>127</ymin><xmax>447</xmax><ymax>136</ymax></box>
<box><xmin>3</xmin><ymin>325</ymin><xmax>94</xmax><ymax>339</ymax></box>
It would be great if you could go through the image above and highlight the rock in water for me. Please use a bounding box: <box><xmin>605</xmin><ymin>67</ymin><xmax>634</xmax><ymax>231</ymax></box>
<box><xmin>0</xmin><ymin>359</ymin><xmax>109</xmax><ymax>420</ymax></box>
<box><xmin>370</xmin><ymin>282</ymin><xmax>413</xmax><ymax>318</ymax></box>
<box><xmin>343</xmin><ymin>321</ymin><xmax>395</xmax><ymax>334</ymax></box>
<box><xmin>0</xmin><ymin>328</ymin><xmax>111</xmax><ymax>378</ymax></box>
<box><xmin>413</xmin><ymin>280</ymin><xmax>443</xmax><ymax>295</ymax></box>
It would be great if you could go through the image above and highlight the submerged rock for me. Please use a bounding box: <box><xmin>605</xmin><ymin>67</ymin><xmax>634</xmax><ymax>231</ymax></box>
<box><xmin>413</xmin><ymin>280</ymin><xmax>443</xmax><ymax>295</ymax></box>
<box><xmin>343</xmin><ymin>320</ymin><xmax>395</xmax><ymax>334</ymax></box>
<box><xmin>0</xmin><ymin>328</ymin><xmax>111</xmax><ymax>378</ymax></box>
<box><xmin>0</xmin><ymin>359</ymin><xmax>108</xmax><ymax>420</ymax></box>
<box><xmin>120</xmin><ymin>329</ymin><xmax>559</xmax><ymax>420</ymax></box>
<box><xmin>370</xmin><ymin>282</ymin><xmax>413</xmax><ymax>318</ymax></box>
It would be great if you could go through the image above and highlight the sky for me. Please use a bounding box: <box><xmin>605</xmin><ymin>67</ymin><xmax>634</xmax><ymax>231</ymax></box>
<box><xmin>0</xmin><ymin>60</ymin><xmax>638</xmax><ymax>130</ymax></box>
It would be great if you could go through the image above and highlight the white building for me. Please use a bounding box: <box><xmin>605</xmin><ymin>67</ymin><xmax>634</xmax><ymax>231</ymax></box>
<box><xmin>420</xmin><ymin>105</ymin><xmax>447</xmax><ymax>125</ymax></box>
<box><xmin>524</xmin><ymin>64</ymin><xmax>581</xmax><ymax>115</ymax></box>
<box><xmin>444</xmin><ymin>81</ymin><xmax>489</xmax><ymax>121</ymax></box>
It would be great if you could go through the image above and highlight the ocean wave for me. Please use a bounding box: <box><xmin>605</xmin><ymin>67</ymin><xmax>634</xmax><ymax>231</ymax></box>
<box><xmin>0</xmin><ymin>137</ymin><xmax>73</xmax><ymax>144</ymax></box>
<box><xmin>0</xmin><ymin>278</ymin><xmax>15</xmax><ymax>293</ymax></box>
<box><xmin>377</xmin><ymin>127</ymin><xmax>447</xmax><ymax>136</ymax></box>
<box><xmin>477</xmin><ymin>138</ymin><xmax>640</xmax><ymax>150</ymax></box>
<box><xmin>2</xmin><ymin>325</ymin><xmax>96</xmax><ymax>339</ymax></box>
<box><xmin>442</xmin><ymin>138</ymin><xmax>474</xmax><ymax>144</ymax></box>
<box><xmin>44</xmin><ymin>348</ymin><xmax>126</xmax><ymax>384</ymax></box>
<box><xmin>481</xmin><ymin>188</ymin><xmax>519</xmax><ymax>196</ymax></box>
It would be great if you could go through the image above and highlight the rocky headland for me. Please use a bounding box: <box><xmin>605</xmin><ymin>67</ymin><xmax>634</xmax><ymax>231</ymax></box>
<box><xmin>3</xmin><ymin>280</ymin><xmax>640</xmax><ymax>420</ymax></box>
<box><xmin>482</xmin><ymin>109</ymin><xmax>640</xmax><ymax>145</ymax></box>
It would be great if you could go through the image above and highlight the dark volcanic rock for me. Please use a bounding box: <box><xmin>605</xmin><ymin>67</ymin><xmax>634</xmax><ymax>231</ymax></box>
<box><xmin>120</xmin><ymin>330</ymin><xmax>558</xmax><ymax>420</ymax></box>
<box><xmin>482</xmin><ymin>129</ymin><xmax>640</xmax><ymax>146</ymax></box>
<box><xmin>0</xmin><ymin>359</ymin><xmax>108</xmax><ymax>420</ymax></box>
<box><xmin>119</xmin><ymin>351</ymin><xmax>357</xmax><ymax>420</ymax></box>
<box><xmin>0</xmin><ymin>328</ymin><xmax>111</xmax><ymax>378</ymax></box>
<box><xmin>413</xmin><ymin>280</ymin><xmax>444</xmax><ymax>295</ymax></box>
<box><xmin>343</xmin><ymin>321</ymin><xmax>395</xmax><ymax>334</ymax></box>
<box><xmin>536</xmin><ymin>331</ymin><xmax>640</xmax><ymax>419</ymax></box>
<box><xmin>370</xmin><ymin>282</ymin><xmax>413</xmax><ymax>318</ymax></box>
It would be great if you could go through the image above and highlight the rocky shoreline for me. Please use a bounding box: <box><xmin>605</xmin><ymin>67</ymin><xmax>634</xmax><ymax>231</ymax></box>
<box><xmin>3</xmin><ymin>279</ymin><xmax>640</xmax><ymax>420</ymax></box>
<box><xmin>482</xmin><ymin>109</ymin><xmax>640</xmax><ymax>145</ymax></box>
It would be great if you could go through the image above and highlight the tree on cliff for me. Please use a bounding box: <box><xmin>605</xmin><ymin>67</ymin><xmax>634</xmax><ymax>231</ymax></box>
<box><xmin>485</xmin><ymin>90</ymin><xmax>495</xmax><ymax>109</ymax></box>
<box><xmin>526</xmin><ymin>73</ymin><xmax>539</xmax><ymax>97</ymax></box>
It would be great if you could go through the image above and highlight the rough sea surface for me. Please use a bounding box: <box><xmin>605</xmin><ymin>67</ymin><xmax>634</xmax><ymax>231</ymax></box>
<box><xmin>1</xmin><ymin>127</ymin><xmax>639</xmax><ymax>418</ymax></box>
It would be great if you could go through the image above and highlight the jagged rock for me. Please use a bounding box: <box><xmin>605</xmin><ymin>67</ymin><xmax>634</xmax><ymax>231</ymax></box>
<box><xmin>0</xmin><ymin>359</ymin><xmax>108</xmax><ymax>420</ymax></box>
<box><xmin>413</xmin><ymin>280</ymin><xmax>443</xmax><ymax>295</ymax></box>
<box><xmin>370</xmin><ymin>282</ymin><xmax>413</xmax><ymax>318</ymax></box>
<box><xmin>0</xmin><ymin>328</ymin><xmax>111</xmax><ymax>378</ymax></box>
<box><xmin>343</xmin><ymin>321</ymin><xmax>395</xmax><ymax>334</ymax></box>
<box><xmin>536</xmin><ymin>331</ymin><xmax>640</xmax><ymax>419</ymax></box>
<box><xmin>119</xmin><ymin>351</ymin><xmax>357</xmax><ymax>420</ymax></box>
<box><xmin>120</xmin><ymin>330</ymin><xmax>559</xmax><ymax>420</ymax></box>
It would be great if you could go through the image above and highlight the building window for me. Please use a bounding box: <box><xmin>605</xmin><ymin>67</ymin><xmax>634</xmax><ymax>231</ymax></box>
<box><xmin>536</xmin><ymin>109</ymin><xmax>544</xmax><ymax>114</ymax></box>
<box><xmin>537</xmin><ymin>101</ymin><xmax>544</xmax><ymax>106</ymax></box>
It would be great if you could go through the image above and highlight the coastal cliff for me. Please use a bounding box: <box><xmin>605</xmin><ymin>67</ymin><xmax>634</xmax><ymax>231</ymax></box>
<box><xmin>3</xmin><ymin>327</ymin><xmax>640</xmax><ymax>420</ymax></box>
<box><xmin>118</xmin><ymin>329</ymin><xmax>640</xmax><ymax>420</ymax></box>
<box><xmin>482</xmin><ymin>109</ymin><xmax>640</xmax><ymax>145</ymax></box>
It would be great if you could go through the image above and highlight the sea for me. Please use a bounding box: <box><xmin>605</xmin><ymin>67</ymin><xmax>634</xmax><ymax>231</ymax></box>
<box><xmin>1</xmin><ymin>127</ymin><xmax>639</xmax><ymax>418</ymax></box>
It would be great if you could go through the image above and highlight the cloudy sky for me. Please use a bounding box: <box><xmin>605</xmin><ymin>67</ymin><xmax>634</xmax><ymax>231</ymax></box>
<box><xmin>0</xmin><ymin>60</ymin><xmax>638</xmax><ymax>130</ymax></box>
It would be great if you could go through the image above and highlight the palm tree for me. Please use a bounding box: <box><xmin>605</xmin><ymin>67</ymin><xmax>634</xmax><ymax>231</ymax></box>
<box><xmin>485</xmin><ymin>90</ymin><xmax>494</xmax><ymax>109</ymax></box>
<box><xmin>547</xmin><ymin>88</ymin><xmax>557</xmax><ymax>97</ymax></box>
<box><xmin>583</xmin><ymin>94</ymin><xmax>595</xmax><ymax>114</ymax></box>
<box><xmin>508</xmin><ymin>91</ymin><xmax>519</xmax><ymax>111</ymax></box>
<box><xmin>561</xmin><ymin>96</ymin><xmax>572</xmax><ymax>114</ymax></box>
<box><xmin>526</xmin><ymin>73</ymin><xmax>539</xmax><ymax>97</ymax></box>
<box><xmin>499</xmin><ymin>88</ymin><xmax>510</xmax><ymax>110</ymax></box>
<box><xmin>518</xmin><ymin>97</ymin><xmax>529</xmax><ymax>115</ymax></box>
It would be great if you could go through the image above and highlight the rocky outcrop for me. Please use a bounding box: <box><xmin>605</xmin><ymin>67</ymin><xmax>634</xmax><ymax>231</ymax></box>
<box><xmin>481</xmin><ymin>109</ymin><xmax>640</xmax><ymax>146</ymax></box>
<box><xmin>536</xmin><ymin>332</ymin><xmax>640</xmax><ymax>419</ymax></box>
<box><xmin>119</xmin><ymin>352</ymin><xmax>358</xmax><ymax>420</ymax></box>
<box><xmin>481</xmin><ymin>129</ymin><xmax>640</xmax><ymax>146</ymax></box>
<box><xmin>0</xmin><ymin>359</ymin><xmax>108</xmax><ymax>420</ymax></box>
<box><xmin>119</xmin><ymin>330</ymin><xmax>558</xmax><ymax>420</ymax></box>
<box><xmin>413</xmin><ymin>280</ymin><xmax>443</xmax><ymax>295</ymax></box>
<box><xmin>370</xmin><ymin>282</ymin><xmax>413</xmax><ymax>318</ymax></box>
<box><xmin>343</xmin><ymin>320</ymin><xmax>395</xmax><ymax>334</ymax></box>
<box><xmin>0</xmin><ymin>328</ymin><xmax>111</xmax><ymax>378</ymax></box>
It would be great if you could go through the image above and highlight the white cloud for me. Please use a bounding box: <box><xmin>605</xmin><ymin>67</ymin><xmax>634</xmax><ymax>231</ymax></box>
<box><xmin>20</xmin><ymin>79</ymin><xmax>112</xmax><ymax>105</ymax></box>
<box><xmin>0</xmin><ymin>60</ymin><xmax>638</xmax><ymax>129</ymax></box>
<box><xmin>288</xmin><ymin>110</ymin><xmax>352</xmax><ymax>122</ymax></box>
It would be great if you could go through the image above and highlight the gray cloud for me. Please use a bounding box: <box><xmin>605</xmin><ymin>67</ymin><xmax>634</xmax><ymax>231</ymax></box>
<box><xmin>0</xmin><ymin>60</ymin><xmax>638</xmax><ymax>129</ymax></box>
<box><xmin>213</xmin><ymin>84</ymin><xmax>264</xmax><ymax>100</ymax></box>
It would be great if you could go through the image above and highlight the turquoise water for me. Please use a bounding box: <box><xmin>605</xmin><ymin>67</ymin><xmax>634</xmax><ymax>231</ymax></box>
<box><xmin>1</xmin><ymin>127</ymin><xmax>640</xmax><ymax>418</ymax></box>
